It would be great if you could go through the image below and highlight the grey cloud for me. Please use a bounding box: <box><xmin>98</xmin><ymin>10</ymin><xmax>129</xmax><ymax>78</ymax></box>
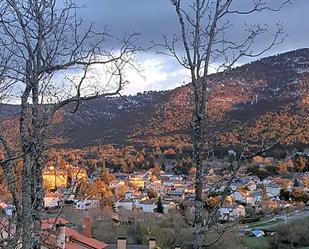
<box><xmin>72</xmin><ymin>0</ymin><xmax>309</xmax><ymax>93</ymax></box>
<box><xmin>75</xmin><ymin>0</ymin><xmax>308</xmax><ymax>52</ymax></box>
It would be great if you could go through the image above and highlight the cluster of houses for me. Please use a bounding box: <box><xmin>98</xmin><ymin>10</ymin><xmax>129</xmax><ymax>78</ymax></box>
<box><xmin>41</xmin><ymin>169</ymin><xmax>195</xmax><ymax>213</ymax></box>
<box><xmin>30</xmin><ymin>161</ymin><xmax>309</xmax><ymax>221</ymax></box>
<box><xmin>109</xmin><ymin>170</ymin><xmax>309</xmax><ymax>219</ymax></box>
<box><xmin>112</xmin><ymin>172</ymin><xmax>195</xmax><ymax>213</ymax></box>
<box><xmin>219</xmin><ymin>172</ymin><xmax>309</xmax><ymax>220</ymax></box>
<box><xmin>1</xmin><ymin>157</ymin><xmax>309</xmax><ymax>249</ymax></box>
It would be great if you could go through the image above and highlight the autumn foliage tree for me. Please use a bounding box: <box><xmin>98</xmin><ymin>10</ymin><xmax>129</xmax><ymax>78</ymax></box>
<box><xmin>276</xmin><ymin>160</ymin><xmax>287</xmax><ymax>175</ymax></box>
<box><xmin>152</xmin><ymin>163</ymin><xmax>161</xmax><ymax>177</ymax></box>
<box><xmin>293</xmin><ymin>154</ymin><xmax>307</xmax><ymax>172</ymax></box>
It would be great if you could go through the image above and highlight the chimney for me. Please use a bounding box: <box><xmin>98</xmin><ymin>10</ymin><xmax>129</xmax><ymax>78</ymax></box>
<box><xmin>82</xmin><ymin>216</ymin><xmax>92</xmax><ymax>238</ymax></box>
<box><xmin>56</xmin><ymin>224</ymin><xmax>65</xmax><ymax>249</ymax></box>
<box><xmin>117</xmin><ymin>237</ymin><xmax>127</xmax><ymax>249</ymax></box>
<box><xmin>149</xmin><ymin>238</ymin><xmax>156</xmax><ymax>249</ymax></box>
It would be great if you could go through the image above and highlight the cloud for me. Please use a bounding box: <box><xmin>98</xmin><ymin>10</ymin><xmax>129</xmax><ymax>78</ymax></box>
<box><xmin>123</xmin><ymin>55</ymin><xmax>189</xmax><ymax>95</ymax></box>
<box><xmin>122</xmin><ymin>54</ymin><xmax>239</xmax><ymax>95</ymax></box>
<box><xmin>75</xmin><ymin>0</ymin><xmax>309</xmax><ymax>53</ymax></box>
<box><xmin>49</xmin><ymin>53</ymin><xmax>188</xmax><ymax>97</ymax></box>
<box><xmin>71</xmin><ymin>0</ymin><xmax>309</xmax><ymax>94</ymax></box>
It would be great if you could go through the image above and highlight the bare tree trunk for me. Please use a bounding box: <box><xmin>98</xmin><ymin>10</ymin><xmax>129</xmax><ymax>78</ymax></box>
<box><xmin>162</xmin><ymin>1</ymin><xmax>290</xmax><ymax>248</ymax></box>
<box><xmin>31</xmin><ymin>82</ymin><xmax>44</xmax><ymax>249</ymax></box>
<box><xmin>192</xmin><ymin>75</ymin><xmax>208</xmax><ymax>248</ymax></box>
<box><xmin>192</xmin><ymin>111</ymin><xmax>205</xmax><ymax>248</ymax></box>
<box><xmin>19</xmin><ymin>82</ymin><xmax>33</xmax><ymax>248</ymax></box>
<box><xmin>21</xmin><ymin>154</ymin><xmax>33</xmax><ymax>248</ymax></box>
<box><xmin>0</xmin><ymin>1</ymin><xmax>139</xmax><ymax>247</ymax></box>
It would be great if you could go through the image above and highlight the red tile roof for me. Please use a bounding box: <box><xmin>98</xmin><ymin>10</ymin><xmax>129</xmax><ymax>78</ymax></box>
<box><xmin>42</xmin><ymin>218</ymin><xmax>107</xmax><ymax>249</ymax></box>
<box><xmin>65</xmin><ymin>226</ymin><xmax>106</xmax><ymax>249</ymax></box>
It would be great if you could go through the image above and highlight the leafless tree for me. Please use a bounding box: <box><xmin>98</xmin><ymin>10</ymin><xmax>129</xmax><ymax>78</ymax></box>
<box><xmin>0</xmin><ymin>0</ymin><xmax>140</xmax><ymax>248</ymax></box>
<box><xmin>157</xmin><ymin>0</ymin><xmax>290</xmax><ymax>248</ymax></box>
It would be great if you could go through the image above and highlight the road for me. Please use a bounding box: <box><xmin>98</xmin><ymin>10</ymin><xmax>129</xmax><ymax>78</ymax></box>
<box><xmin>279</xmin><ymin>209</ymin><xmax>309</xmax><ymax>223</ymax></box>
<box><xmin>240</xmin><ymin>209</ymin><xmax>309</xmax><ymax>232</ymax></box>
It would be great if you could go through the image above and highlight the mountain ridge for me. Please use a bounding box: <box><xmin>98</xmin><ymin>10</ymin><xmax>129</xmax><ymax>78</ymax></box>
<box><xmin>1</xmin><ymin>48</ymin><xmax>309</xmax><ymax>148</ymax></box>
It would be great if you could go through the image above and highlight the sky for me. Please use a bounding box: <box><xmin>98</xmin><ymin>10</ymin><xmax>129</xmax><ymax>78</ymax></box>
<box><xmin>75</xmin><ymin>0</ymin><xmax>308</xmax><ymax>95</ymax></box>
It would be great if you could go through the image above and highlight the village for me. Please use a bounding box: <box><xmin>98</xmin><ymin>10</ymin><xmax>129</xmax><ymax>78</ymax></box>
<box><xmin>0</xmin><ymin>0</ymin><xmax>309</xmax><ymax>247</ymax></box>
<box><xmin>3</xmin><ymin>150</ymin><xmax>301</xmax><ymax>248</ymax></box>
<box><xmin>34</xmin><ymin>151</ymin><xmax>309</xmax><ymax>223</ymax></box>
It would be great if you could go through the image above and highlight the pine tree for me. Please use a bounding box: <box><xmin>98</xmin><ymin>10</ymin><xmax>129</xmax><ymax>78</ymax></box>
<box><xmin>155</xmin><ymin>196</ymin><xmax>164</xmax><ymax>214</ymax></box>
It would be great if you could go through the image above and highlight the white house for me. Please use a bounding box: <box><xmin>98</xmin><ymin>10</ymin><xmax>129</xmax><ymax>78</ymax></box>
<box><xmin>109</xmin><ymin>180</ymin><xmax>125</xmax><ymax>190</ymax></box>
<box><xmin>136</xmin><ymin>199</ymin><xmax>175</xmax><ymax>213</ymax></box>
<box><xmin>137</xmin><ymin>199</ymin><xmax>157</xmax><ymax>213</ymax></box>
<box><xmin>266</xmin><ymin>184</ymin><xmax>281</xmax><ymax>198</ymax></box>
<box><xmin>263</xmin><ymin>179</ymin><xmax>273</xmax><ymax>185</ymax></box>
<box><xmin>115</xmin><ymin>199</ymin><xmax>135</xmax><ymax>211</ymax></box>
<box><xmin>231</xmin><ymin>191</ymin><xmax>247</xmax><ymax>203</ymax></box>
<box><xmin>247</xmin><ymin>182</ymin><xmax>257</xmax><ymax>192</ymax></box>
<box><xmin>219</xmin><ymin>205</ymin><xmax>246</xmax><ymax>221</ymax></box>
<box><xmin>124</xmin><ymin>191</ymin><xmax>134</xmax><ymax>200</ymax></box>
<box><xmin>74</xmin><ymin>199</ymin><xmax>99</xmax><ymax>210</ymax></box>
<box><xmin>44</xmin><ymin>192</ymin><xmax>62</xmax><ymax>208</ymax></box>
<box><xmin>114</xmin><ymin>197</ymin><xmax>175</xmax><ymax>213</ymax></box>
<box><xmin>162</xmin><ymin>181</ymin><xmax>174</xmax><ymax>188</ymax></box>
<box><xmin>247</xmin><ymin>191</ymin><xmax>262</xmax><ymax>205</ymax></box>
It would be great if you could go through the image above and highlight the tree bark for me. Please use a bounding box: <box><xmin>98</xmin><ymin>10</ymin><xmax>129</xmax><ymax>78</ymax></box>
<box><xmin>0</xmin><ymin>1</ymin><xmax>139</xmax><ymax>247</ymax></box>
<box><xmin>192</xmin><ymin>77</ymin><xmax>207</xmax><ymax>249</ymax></box>
<box><xmin>193</xmin><ymin>115</ymin><xmax>205</xmax><ymax>248</ymax></box>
